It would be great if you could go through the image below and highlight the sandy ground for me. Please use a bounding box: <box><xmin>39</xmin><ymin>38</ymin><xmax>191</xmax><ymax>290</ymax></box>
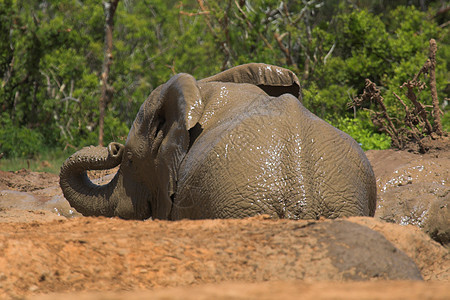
<box><xmin>0</xmin><ymin>144</ymin><xmax>449</xmax><ymax>299</ymax></box>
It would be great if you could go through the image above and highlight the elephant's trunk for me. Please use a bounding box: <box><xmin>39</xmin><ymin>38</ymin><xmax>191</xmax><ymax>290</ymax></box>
<box><xmin>59</xmin><ymin>142</ymin><xmax>124</xmax><ymax>217</ymax></box>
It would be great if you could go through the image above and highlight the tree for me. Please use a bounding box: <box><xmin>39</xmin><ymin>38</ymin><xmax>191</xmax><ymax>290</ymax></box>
<box><xmin>0</xmin><ymin>0</ymin><xmax>448</xmax><ymax>158</ymax></box>
<box><xmin>99</xmin><ymin>0</ymin><xmax>120</xmax><ymax>146</ymax></box>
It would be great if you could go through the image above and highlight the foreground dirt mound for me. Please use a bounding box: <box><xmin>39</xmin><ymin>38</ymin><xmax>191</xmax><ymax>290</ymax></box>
<box><xmin>0</xmin><ymin>217</ymin><xmax>448</xmax><ymax>299</ymax></box>
<box><xmin>30</xmin><ymin>281</ymin><xmax>450</xmax><ymax>300</ymax></box>
<box><xmin>348</xmin><ymin>217</ymin><xmax>449</xmax><ymax>281</ymax></box>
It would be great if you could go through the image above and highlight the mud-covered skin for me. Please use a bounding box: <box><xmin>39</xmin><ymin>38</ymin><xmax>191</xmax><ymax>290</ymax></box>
<box><xmin>60</xmin><ymin>63</ymin><xmax>376</xmax><ymax>220</ymax></box>
<box><xmin>174</xmin><ymin>83</ymin><xmax>375</xmax><ymax>219</ymax></box>
<box><xmin>59</xmin><ymin>143</ymin><xmax>152</xmax><ymax>219</ymax></box>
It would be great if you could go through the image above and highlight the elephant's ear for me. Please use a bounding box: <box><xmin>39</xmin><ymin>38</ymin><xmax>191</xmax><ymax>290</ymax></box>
<box><xmin>161</xmin><ymin>73</ymin><xmax>205</xmax><ymax>130</ymax></box>
<box><xmin>152</xmin><ymin>73</ymin><xmax>204</xmax><ymax>219</ymax></box>
<box><xmin>199</xmin><ymin>63</ymin><xmax>302</xmax><ymax>101</ymax></box>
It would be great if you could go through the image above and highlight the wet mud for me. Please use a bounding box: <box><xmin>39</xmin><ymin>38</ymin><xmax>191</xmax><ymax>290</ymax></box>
<box><xmin>366</xmin><ymin>148</ymin><xmax>449</xmax><ymax>247</ymax></box>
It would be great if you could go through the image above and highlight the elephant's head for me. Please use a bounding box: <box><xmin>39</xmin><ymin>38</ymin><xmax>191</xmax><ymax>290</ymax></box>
<box><xmin>59</xmin><ymin>63</ymin><xmax>301</xmax><ymax>219</ymax></box>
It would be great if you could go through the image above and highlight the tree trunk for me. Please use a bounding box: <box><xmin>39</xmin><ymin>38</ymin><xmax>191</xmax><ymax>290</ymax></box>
<box><xmin>99</xmin><ymin>0</ymin><xmax>120</xmax><ymax>146</ymax></box>
<box><xmin>428</xmin><ymin>39</ymin><xmax>443</xmax><ymax>136</ymax></box>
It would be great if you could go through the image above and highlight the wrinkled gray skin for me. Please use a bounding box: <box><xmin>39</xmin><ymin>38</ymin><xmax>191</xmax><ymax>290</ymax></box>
<box><xmin>60</xmin><ymin>63</ymin><xmax>376</xmax><ymax>220</ymax></box>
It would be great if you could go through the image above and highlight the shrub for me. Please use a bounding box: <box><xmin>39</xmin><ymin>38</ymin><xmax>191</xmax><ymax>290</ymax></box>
<box><xmin>0</xmin><ymin>114</ymin><xmax>45</xmax><ymax>158</ymax></box>
<box><xmin>330</xmin><ymin>115</ymin><xmax>391</xmax><ymax>151</ymax></box>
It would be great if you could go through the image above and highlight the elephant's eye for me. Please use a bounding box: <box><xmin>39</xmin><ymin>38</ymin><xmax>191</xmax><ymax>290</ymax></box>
<box><xmin>127</xmin><ymin>151</ymin><xmax>133</xmax><ymax>164</ymax></box>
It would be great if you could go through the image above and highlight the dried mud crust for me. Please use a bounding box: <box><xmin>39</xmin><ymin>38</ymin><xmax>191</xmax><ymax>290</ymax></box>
<box><xmin>30</xmin><ymin>281</ymin><xmax>450</xmax><ymax>300</ymax></box>
<box><xmin>0</xmin><ymin>217</ymin><xmax>448</xmax><ymax>299</ymax></box>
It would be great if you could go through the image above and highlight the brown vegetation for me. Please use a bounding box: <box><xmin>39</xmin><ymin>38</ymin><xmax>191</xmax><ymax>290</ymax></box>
<box><xmin>352</xmin><ymin>39</ymin><xmax>447</xmax><ymax>153</ymax></box>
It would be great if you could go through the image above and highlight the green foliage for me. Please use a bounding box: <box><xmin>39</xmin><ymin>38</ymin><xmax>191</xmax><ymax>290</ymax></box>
<box><xmin>0</xmin><ymin>0</ymin><xmax>448</xmax><ymax>163</ymax></box>
<box><xmin>442</xmin><ymin>112</ymin><xmax>450</xmax><ymax>133</ymax></box>
<box><xmin>330</xmin><ymin>114</ymin><xmax>392</xmax><ymax>151</ymax></box>
<box><xmin>302</xmin><ymin>82</ymin><xmax>357</xmax><ymax>119</ymax></box>
<box><xmin>381</xmin><ymin>6</ymin><xmax>448</xmax><ymax>114</ymax></box>
<box><xmin>0</xmin><ymin>114</ymin><xmax>45</xmax><ymax>158</ymax></box>
<box><xmin>0</xmin><ymin>148</ymin><xmax>72</xmax><ymax>174</ymax></box>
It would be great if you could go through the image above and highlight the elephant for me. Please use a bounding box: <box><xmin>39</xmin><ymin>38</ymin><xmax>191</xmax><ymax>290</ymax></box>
<box><xmin>60</xmin><ymin>63</ymin><xmax>377</xmax><ymax>220</ymax></box>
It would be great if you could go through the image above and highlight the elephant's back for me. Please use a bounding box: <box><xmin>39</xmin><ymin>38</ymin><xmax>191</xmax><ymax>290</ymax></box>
<box><xmin>296</xmin><ymin>106</ymin><xmax>377</xmax><ymax>217</ymax></box>
<box><xmin>174</xmin><ymin>93</ymin><xmax>376</xmax><ymax>219</ymax></box>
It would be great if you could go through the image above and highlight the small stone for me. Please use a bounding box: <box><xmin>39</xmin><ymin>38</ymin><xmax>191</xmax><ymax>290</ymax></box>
<box><xmin>29</xmin><ymin>285</ymin><xmax>39</xmax><ymax>292</ymax></box>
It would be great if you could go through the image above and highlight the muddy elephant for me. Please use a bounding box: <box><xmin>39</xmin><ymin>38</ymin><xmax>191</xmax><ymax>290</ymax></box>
<box><xmin>60</xmin><ymin>63</ymin><xmax>376</xmax><ymax>220</ymax></box>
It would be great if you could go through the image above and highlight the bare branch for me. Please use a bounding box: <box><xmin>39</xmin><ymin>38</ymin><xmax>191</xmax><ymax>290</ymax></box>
<box><xmin>197</xmin><ymin>0</ymin><xmax>216</xmax><ymax>35</ymax></box>
<box><xmin>2</xmin><ymin>56</ymin><xmax>14</xmax><ymax>88</ymax></box>
<box><xmin>61</xmin><ymin>97</ymin><xmax>80</xmax><ymax>103</ymax></box>
<box><xmin>428</xmin><ymin>39</ymin><xmax>443</xmax><ymax>136</ymax></box>
<box><xmin>197</xmin><ymin>0</ymin><xmax>233</xmax><ymax>69</ymax></box>
<box><xmin>274</xmin><ymin>33</ymin><xmax>294</xmax><ymax>65</ymax></box>
<box><xmin>165</xmin><ymin>60</ymin><xmax>177</xmax><ymax>75</ymax></box>
<box><xmin>439</xmin><ymin>20</ymin><xmax>450</xmax><ymax>28</ymax></box>
<box><xmin>353</xmin><ymin>40</ymin><xmax>446</xmax><ymax>153</ymax></box>
<box><xmin>99</xmin><ymin>0</ymin><xmax>120</xmax><ymax>146</ymax></box>
<box><xmin>323</xmin><ymin>43</ymin><xmax>336</xmax><ymax>65</ymax></box>
<box><xmin>180</xmin><ymin>11</ymin><xmax>210</xmax><ymax>17</ymax></box>
<box><xmin>393</xmin><ymin>92</ymin><xmax>425</xmax><ymax>152</ymax></box>
<box><xmin>234</xmin><ymin>0</ymin><xmax>273</xmax><ymax>50</ymax></box>
<box><xmin>400</xmin><ymin>80</ymin><xmax>433</xmax><ymax>135</ymax></box>
<box><xmin>353</xmin><ymin>79</ymin><xmax>403</xmax><ymax>148</ymax></box>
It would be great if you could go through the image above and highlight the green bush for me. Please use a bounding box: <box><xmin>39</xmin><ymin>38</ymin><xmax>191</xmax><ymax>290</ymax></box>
<box><xmin>330</xmin><ymin>115</ymin><xmax>391</xmax><ymax>151</ymax></box>
<box><xmin>0</xmin><ymin>114</ymin><xmax>45</xmax><ymax>158</ymax></box>
<box><xmin>103</xmin><ymin>115</ymin><xmax>129</xmax><ymax>145</ymax></box>
<box><xmin>68</xmin><ymin>114</ymin><xmax>130</xmax><ymax>148</ymax></box>
<box><xmin>441</xmin><ymin>110</ymin><xmax>450</xmax><ymax>133</ymax></box>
